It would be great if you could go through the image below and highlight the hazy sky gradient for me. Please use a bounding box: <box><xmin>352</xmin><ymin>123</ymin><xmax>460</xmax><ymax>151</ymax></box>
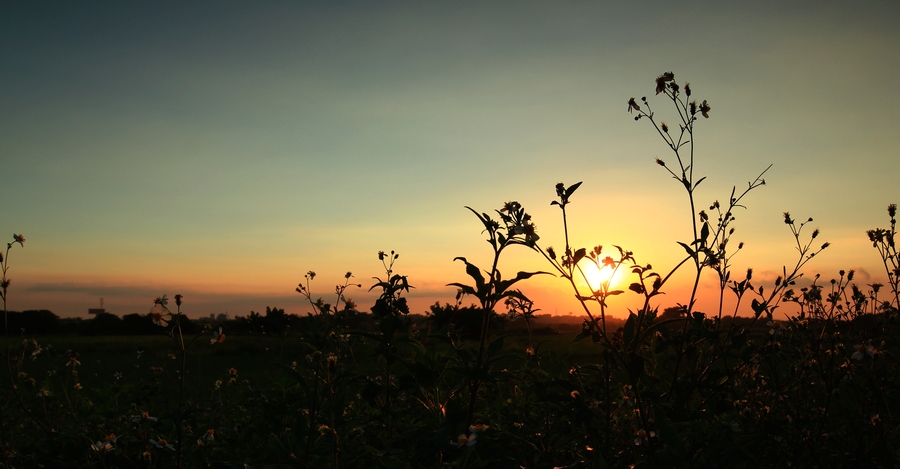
<box><xmin>2</xmin><ymin>1</ymin><xmax>898</xmax><ymax>318</ymax></box>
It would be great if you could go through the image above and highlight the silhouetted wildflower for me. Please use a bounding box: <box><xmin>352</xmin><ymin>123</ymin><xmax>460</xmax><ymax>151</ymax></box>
<box><xmin>655</xmin><ymin>72</ymin><xmax>674</xmax><ymax>94</ymax></box>
<box><xmin>699</xmin><ymin>100</ymin><xmax>711</xmax><ymax>118</ymax></box>
<box><xmin>151</xmin><ymin>304</ymin><xmax>171</xmax><ymax>327</ymax></box>
<box><xmin>210</xmin><ymin>327</ymin><xmax>225</xmax><ymax>345</ymax></box>
<box><xmin>628</xmin><ymin>97</ymin><xmax>641</xmax><ymax>113</ymax></box>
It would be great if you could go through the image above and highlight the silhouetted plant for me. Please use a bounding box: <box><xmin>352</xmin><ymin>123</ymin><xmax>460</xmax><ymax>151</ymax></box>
<box><xmin>867</xmin><ymin>203</ymin><xmax>900</xmax><ymax>310</ymax></box>
<box><xmin>450</xmin><ymin>202</ymin><xmax>548</xmax><ymax>429</ymax></box>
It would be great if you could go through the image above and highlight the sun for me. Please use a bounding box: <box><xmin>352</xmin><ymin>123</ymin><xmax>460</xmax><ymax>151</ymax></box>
<box><xmin>580</xmin><ymin>260</ymin><xmax>624</xmax><ymax>292</ymax></box>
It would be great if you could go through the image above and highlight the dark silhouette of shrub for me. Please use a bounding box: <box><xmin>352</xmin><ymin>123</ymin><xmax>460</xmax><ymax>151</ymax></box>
<box><xmin>121</xmin><ymin>313</ymin><xmax>157</xmax><ymax>335</ymax></box>
<box><xmin>80</xmin><ymin>311</ymin><xmax>123</xmax><ymax>335</ymax></box>
<box><xmin>5</xmin><ymin>309</ymin><xmax>59</xmax><ymax>335</ymax></box>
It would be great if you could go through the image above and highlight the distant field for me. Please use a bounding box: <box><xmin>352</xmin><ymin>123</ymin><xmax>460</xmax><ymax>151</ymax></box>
<box><xmin>21</xmin><ymin>315</ymin><xmax>767</xmax><ymax>396</ymax></box>
<box><xmin>19</xmin><ymin>331</ymin><xmax>600</xmax><ymax>394</ymax></box>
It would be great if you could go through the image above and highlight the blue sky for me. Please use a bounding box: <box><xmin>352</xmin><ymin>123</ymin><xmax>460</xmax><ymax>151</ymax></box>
<box><xmin>2</xmin><ymin>1</ymin><xmax>898</xmax><ymax>318</ymax></box>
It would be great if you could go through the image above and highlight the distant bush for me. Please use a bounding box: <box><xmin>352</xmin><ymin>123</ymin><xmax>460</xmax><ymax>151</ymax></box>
<box><xmin>4</xmin><ymin>309</ymin><xmax>60</xmax><ymax>335</ymax></box>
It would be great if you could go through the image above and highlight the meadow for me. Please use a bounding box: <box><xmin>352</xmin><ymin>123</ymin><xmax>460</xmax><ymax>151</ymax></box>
<box><xmin>3</xmin><ymin>73</ymin><xmax>899</xmax><ymax>468</ymax></box>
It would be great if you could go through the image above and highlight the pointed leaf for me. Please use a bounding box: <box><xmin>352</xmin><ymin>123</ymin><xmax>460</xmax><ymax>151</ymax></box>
<box><xmin>622</xmin><ymin>313</ymin><xmax>637</xmax><ymax>347</ymax></box>
<box><xmin>677</xmin><ymin>241</ymin><xmax>697</xmax><ymax>260</ymax></box>
<box><xmin>496</xmin><ymin>270</ymin><xmax>552</xmax><ymax>296</ymax></box>
<box><xmin>447</xmin><ymin>283</ymin><xmax>476</xmax><ymax>297</ymax></box>
<box><xmin>565</xmin><ymin>182</ymin><xmax>583</xmax><ymax>199</ymax></box>
<box><xmin>573</xmin><ymin>248</ymin><xmax>586</xmax><ymax>265</ymax></box>
<box><xmin>453</xmin><ymin>257</ymin><xmax>486</xmax><ymax>292</ymax></box>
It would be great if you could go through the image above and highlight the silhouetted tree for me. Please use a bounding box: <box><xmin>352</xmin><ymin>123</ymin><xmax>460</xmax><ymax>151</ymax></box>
<box><xmin>265</xmin><ymin>306</ymin><xmax>289</xmax><ymax>335</ymax></box>
<box><xmin>122</xmin><ymin>313</ymin><xmax>156</xmax><ymax>335</ymax></box>
<box><xmin>80</xmin><ymin>312</ymin><xmax>123</xmax><ymax>335</ymax></box>
<box><xmin>658</xmin><ymin>306</ymin><xmax>687</xmax><ymax>321</ymax></box>
<box><xmin>6</xmin><ymin>310</ymin><xmax>60</xmax><ymax>334</ymax></box>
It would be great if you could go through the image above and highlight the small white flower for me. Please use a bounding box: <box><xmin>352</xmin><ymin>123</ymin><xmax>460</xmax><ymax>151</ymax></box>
<box><xmin>852</xmin><ymin>343</ymin><xmax>876</xmax><ymax>361</ymax></box>
<box><xmin>450</xmin><ymin>433</ymin><xmax>477</xmax><ymax>447</ymax></box>
<box><xmin>210</xmin><ymin>327</ymin><xmax>225</xmax><ymax>345</ymax></box>
<box><xmin>149</xmin><ymin>436</ymin><xmax>175</xmax><ymax>451</ymax></box>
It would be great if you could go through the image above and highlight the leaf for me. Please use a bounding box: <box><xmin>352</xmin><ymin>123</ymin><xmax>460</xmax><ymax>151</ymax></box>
<box><xmin>496</xmin><ymin>270</ymin><xmax>552</xmax><ymax>297</ymax></box>
<box><xmin>367</xmin><ymin>281</ymin><xmax>391</xmax><ymax>292</ymax></box>
<box><xmin>453</xmin><ymin>257</ymin><xmax>486</xmax><ymax>293</ymax></box>
<box><xmin>751</xmin><ymin>298</ymin><xmax>767</xmax><ymax>318</ymax></box>
<box><xmin>693</xmin><ymin>175</ymin><xmax>707</xmax><ymax>190</ymax></box>
<box><xmin>447</xmin><ymin>283</ymin><xmax>476</xmax><ymax>297</ymax></box>
<box><xmin>565</xmin><ymin>181</ymin><xmax>583</xmax><ymax>200</ymax></box>
<box><xmin>573</xmin><ymin>248</ymin><xmax>586</xmax><ymax>265</ymax></box>
<box><xmin>677</xmin><ymin>241</ymin><xmax>697</xmax><ymax>260</ymax></box>
<box><xmin>464</xmin><ymin>206</ymin><xmax>491</xmax><ymax>231</ymax></box>
<box><xmin>700</xmin><ymin>222</ymin><xmax>710</xmax><ymax>245</ymax></box>
<box><xmin>622</xmin><ymin>313</ymin><xmax>637</xmax><ymax>348</ymax></box>
<box><xmin>503</xmin><ymin>289</ymin><xmax>532</xmax><ymax>303</ymax></box>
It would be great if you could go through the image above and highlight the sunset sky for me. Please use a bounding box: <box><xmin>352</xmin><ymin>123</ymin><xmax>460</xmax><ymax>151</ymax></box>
<box><xmin>2</xmin><ymin>1</ymin><xmax>898</xmax><ymax>319</ymax></box>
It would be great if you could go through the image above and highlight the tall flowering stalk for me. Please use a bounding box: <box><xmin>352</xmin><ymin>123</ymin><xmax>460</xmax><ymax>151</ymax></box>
<box><xmin>2</xmin><ymin>234</ymin><xmax>25</xmax><ymax>349</ymax></box>
<box><xmin>450</xmin><ymin>202</ymin><xmax>548</xmax><ymax>428</ymax></box>
<box><xmin>0</xmin><ymin>234</ymin><xmax>41</xmax><ymax>429</ymax></box>
<box><xmin>368</xmin><ymin>250</ymin><xmax>412</xmax><ymax>448</ymax></box>
<box><xmin>629</xmin><ymin>74</ymin><xmax>769</xmax><ymax>317</ymax></box>
<box><xmin>867</xmin><ymin>204</ymin><xmax>900</xmax><ymax>311</ymax></box>
<box><xmin>149</xmin><ymin>293</ymin><xmax>193</xmax><ymax>468</ymax></box>
<box><xmin>293</xmin><ymin>271</ymin><xmax>360</xmax><ymax>467</ymax></box>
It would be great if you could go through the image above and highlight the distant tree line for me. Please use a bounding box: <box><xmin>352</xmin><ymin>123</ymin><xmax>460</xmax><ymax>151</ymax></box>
<box><xmin>1</xmin><ymin>304</ymin><xmax>605</xmax><ymax>337</ymax></box>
